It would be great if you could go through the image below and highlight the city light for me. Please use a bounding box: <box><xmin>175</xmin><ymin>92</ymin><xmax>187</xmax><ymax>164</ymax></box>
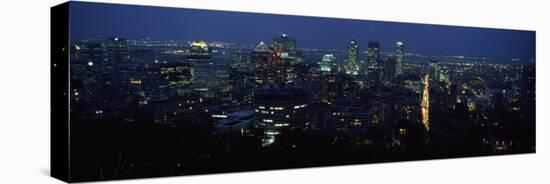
<box><xmin>61</xmin><ymin>6</ymin><xmax>535</xmax><ymax>180</ymax></box>
<box><xmin>421</xmin><ymin>74</ymin><xmax>430</xmax><ymax>131</ymax></box>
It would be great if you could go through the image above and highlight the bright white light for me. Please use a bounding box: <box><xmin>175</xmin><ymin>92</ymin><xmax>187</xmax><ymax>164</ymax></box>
<box><xmin>212</xmin><ymin>114</ymin><xmax>228</xmax><ymax>118</ymax></box>
<box><xmin>87</xmin><ymin>61</ymin><xmax>93</xmax><ymax>66</ymax></box>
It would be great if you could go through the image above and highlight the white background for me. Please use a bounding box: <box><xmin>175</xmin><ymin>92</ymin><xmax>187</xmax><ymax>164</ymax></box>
<box><xmin>0</xmin><ymin>0</ymin><xmax>548</xmax><ymax>183</ymax></box>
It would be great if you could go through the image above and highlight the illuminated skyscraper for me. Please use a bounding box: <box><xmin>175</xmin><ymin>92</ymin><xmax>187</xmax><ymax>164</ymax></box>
<box><xmin>395</xmin><ymin>41</ymin><xmax>404</xmax><ymax>75</ymax></box>
<box><xmin>320</xmin><ymin>54</ymin><xmax>336</xmax><ymax>73</ymax></box>
<box><xmin>366</xmin><ymin>42</ymin><xmax>382</xmax><ymax>86</ymax></box>
<box><xmin>251</xmin><ymin>41</ymin><xmax>274</xmax><ymax>85</ymax></box>
<box><xmin>273</xmin><ymin>34</ymin><xmax>299</xmax><ymax>84</ymax></box>
<box><xmin>346</xmin><ymin>40</ymin><xmax>359</xmax><ymax>75</ymax></box>
<box><xmin>273</xmin><ymin>33</ymin><xmax>297</xmax><ymax>59</ymax></box>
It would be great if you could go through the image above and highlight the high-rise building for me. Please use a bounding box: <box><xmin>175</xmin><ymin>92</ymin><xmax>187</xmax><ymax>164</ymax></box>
<box><xmin>367</xmin><ymin>42</ymin><xmax>380</xmax><ymax>70</ymax></box>
<box><xmin>103</xmin><ymin>37</ymin><xmax>129</xmax><ymax>98</ymax></box>
<box><xmin>320</xmin><ymin>54</ymin><xmax>336</xmax><ymax>73</ymax></box>
<box><xmin>395</xmin><ymin>41</ymin><xmax>404</xmax><ymax>75</ymax></box>
<box><xmin>159</xmin><ymin>62</ymin><xmax>194</xmax><ymax>96</ymax></box>
<box><xmin>254</xmin><ymin>88</ymin><xmax>310</xmax><ymax>145</ymax></box>
<box><xmin>366</xmin><ymin>42</ymin><xmax>382</xmax><ymax>86</ymax></box>
<box><xmin>251</xmin><ymin>41</ymin><xmax>274</xmax><ymax>86</ymax></box>
<box><xmin>345</xmin><ymin>40</ymin><xmax>360</xmax><ymax>75</ymax></box>
<box><xmin>273</xmin><ymin>33</ymin><xmax>297</xmax><ymax>59</ymax></box>
<box><xmin>383</xmin><ymin>56</ymin><xmax>397</xmax><ymax>86</ymax></box>
<box><xmin>273</xmin><ymin>34</ymin><xmax>299</xmax><ymax>84</ymax></box>
<box><xmin>142</xmin><ymin>64</ymin><xmax>174</xmax><ymax>101</ymax></box>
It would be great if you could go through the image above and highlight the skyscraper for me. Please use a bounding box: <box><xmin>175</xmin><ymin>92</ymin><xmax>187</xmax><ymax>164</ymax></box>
<box><xmin>367</xmin><ymin>42</ymin><xmax>382</xmax><ymax>86</ymax></box>
<box><xmin>383</xmin><ymin>56</ymin><xmax>397</xmax><ymax>86</ymax></box>
<box><xmin>273</xmin><ymin>34</ymin><xmax>299</xmax><ymax>84</ymax></box>
<box><xmin>345</xmin><ymin>40</ymin><xmax>359</xmax><ymax>75</ymax></box>
<box><xmin>320</xmin><ymin>54</ymin><xmax>336</xmax><ymax>73</ymax></box>
<box><xmin>273</xmin><ymin>33</ymin><xmax>297</xmax><ymax>59</ymax></box>
<box><xmin>395</xmin><ymin>41</ymin><xmax>404</xmax><ymax>75</ymax></box>
<box><xmin>251</xmin><ymin>41</ymin><xmax>274</xmax><ymax>86</ymax></box>
<box><xmin>367</xmin><ymin>42</ymin><xmax>380</xmax><ymax>70</ymax></box>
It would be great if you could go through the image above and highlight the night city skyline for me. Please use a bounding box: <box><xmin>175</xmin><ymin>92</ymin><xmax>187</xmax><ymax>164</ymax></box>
<box><xmin>58</xmin><ymin>1</ymin><xmax>536</xmax><ymax>182</ymax></box>
<box><xmin>69</xmin><ymin>2</ymin><xmax>535</xmax><ymax>61</ymax></box>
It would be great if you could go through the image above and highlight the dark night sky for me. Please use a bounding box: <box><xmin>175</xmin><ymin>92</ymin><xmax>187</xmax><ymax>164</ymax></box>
<box><xmin>69</xmin><ymin>2</ymin><xmax>536</xmax><ymax>61</ymax></box>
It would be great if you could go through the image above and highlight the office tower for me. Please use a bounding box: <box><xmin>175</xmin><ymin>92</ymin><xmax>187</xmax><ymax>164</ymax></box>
<box><xmin>367</xmin><ymin>41</ymin><xmax>382</xmax><ymax>86</ymax></box>
<box><xmin>320</xmin><ymin>54</ymin><xmax>336</xmax><ymax>73</ymax></box>
<box><xmin>273</xmin><ymin>34</ymin><xmax>298</xmax><ymax>84</ymax></box>
<box><xmin>345</xmin><ymin>40</ymin><xmax>360</xmax><ymax>75</ymax></box>
<box><xmin>191</xmin><ymin>62</ymin><xmax>230</xmax><ymax>97</ymax></box>
<box><xmin>367</xmin><ymin>42</ymin><xmax>380</xmax><ymax>70</ymax></box>
<box><xmin>102</xmin><ymin>37</ymin><xmax>129</xmax><ymax>98</ymax></box>
<box><xmin>251</xmin><ymin>41</ymin><xmax>274</xmax><ymax>86</ymax></box>
<box><xmin>395</xmin><ymin>41</ymin><xmax>404</xmax><ymax>75</ymax></box>
<box><xmin>159</xmin><ymin>62</ymin><xmax>194</xmax><ymax>96</ymax></box>
<box><xmin>72</xmin><ymin>41</ymin><xmax>104</xmax><ymax>84</ymax></box>
<box><xmin>320</xmin><ymin>73</ymin><xmax>341</xmax><ymax>105</ymax></box>
<box><xmin>383</xmin><ymin>56</ymin><xmax>397</xmax><ymax>86</ymax></box>
<box><xmin>254</xmin><ymin>88</ymin><xmax>309</xmax><ymax>145</ymax></box>
<box><xmin>273</xmin><ymin>33</ymin><xmax>297</xmax><ymax>59</ymax></box>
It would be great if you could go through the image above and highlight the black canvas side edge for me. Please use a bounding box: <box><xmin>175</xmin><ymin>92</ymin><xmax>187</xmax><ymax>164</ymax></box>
<box><xmin>51</xmin><ymin>2</ymin><xmax>71</xmax><ymax>183</ymax></box>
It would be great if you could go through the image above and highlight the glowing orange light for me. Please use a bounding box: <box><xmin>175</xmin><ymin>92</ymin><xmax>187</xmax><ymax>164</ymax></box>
<box><xmin>275</xmin><ymin>51</ymin><xmax>281</xmax><ymax>60</ymax></box>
